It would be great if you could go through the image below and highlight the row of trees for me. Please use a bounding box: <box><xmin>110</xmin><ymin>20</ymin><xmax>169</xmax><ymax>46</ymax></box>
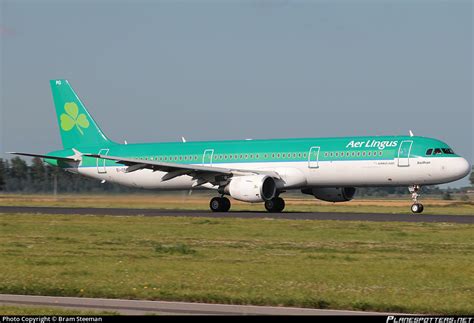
<box><xmin>0</xmin><ymin>157</ymin><xmax>138</xmax><ymax>193</ymax></box>
<box><xmin>0</xmin><ymin>157</ymin><xmax>472</xmax><ymax>195</ymax></box>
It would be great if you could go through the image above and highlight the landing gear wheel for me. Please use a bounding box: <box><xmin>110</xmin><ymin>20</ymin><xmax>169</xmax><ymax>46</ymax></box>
<box><xmin>411</xmin><ymin>203</ymin><xmax>424</xmax><ymax>214</ymax></box>
<box><xmin>210</xmin><ymin>197</ymin><xmax>231</xmax><ymax>212</ymax></box>
<box><xmin>220</xmin><ymin>197</ymin><xmax>231</xmax><ymax>212</ymax></box>
<box><xmin>265</xmin><ymin>197</ymin><xmax>285</xmax><ymax>213</ymax></box>
<box><xmin>408</xmin><ymin>185</ymin><xmax>424</xmax><ymax>214</ymax></box>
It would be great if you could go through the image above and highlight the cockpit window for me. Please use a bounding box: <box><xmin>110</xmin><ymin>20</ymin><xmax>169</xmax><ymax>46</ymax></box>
<box><xmin>427</xmin><ymin>148</ymin><xmax>455</xmax><ymax>156</ymax></box>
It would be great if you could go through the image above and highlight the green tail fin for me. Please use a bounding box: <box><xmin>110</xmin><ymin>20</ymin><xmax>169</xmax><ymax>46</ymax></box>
<box><xmin>50</xmin><ymin>80</ymin><xmax>114</xmax><ymax>149</ymax></box>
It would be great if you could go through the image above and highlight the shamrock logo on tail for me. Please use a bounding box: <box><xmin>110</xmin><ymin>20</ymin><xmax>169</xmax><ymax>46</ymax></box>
<box><xmin>60</xmin><ymin>102</ymin><xmax>89</xmax><ymax>135</ymax></box>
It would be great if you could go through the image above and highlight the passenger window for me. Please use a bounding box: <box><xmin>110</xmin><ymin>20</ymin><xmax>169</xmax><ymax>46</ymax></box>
<box><xmin>426</xmin><ymin>149</ymin><xmax>433</xmax><ymax>156</ymax></box>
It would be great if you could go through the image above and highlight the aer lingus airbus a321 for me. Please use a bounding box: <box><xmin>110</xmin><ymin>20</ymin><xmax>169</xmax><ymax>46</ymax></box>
<box><xmin>10</xmin><ymin>80</ymin><xmax>471</xmax><ymax>213</ymax></box>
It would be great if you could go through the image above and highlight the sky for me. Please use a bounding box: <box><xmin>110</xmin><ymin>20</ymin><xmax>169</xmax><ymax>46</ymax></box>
<box><xmin>0</xmin><ymin>0</ymin><xmax>472</xmax><ymax>187</ymax></box>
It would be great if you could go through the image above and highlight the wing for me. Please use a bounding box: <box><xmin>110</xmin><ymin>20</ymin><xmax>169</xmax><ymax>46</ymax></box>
<box><xmin>84</xmin><ymin>153</ymin><xmax>280</xmax><ymax>186</ymax></box>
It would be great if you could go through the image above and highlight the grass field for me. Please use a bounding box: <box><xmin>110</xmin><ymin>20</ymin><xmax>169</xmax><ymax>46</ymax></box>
<box><xmin>0</xmin><ymin>213</ymin><xmax>472</xmax><ymax>314</ymax></box>
<box><xmin>1</xmin><ymin>193</ymin><xmax>473</xmax><ymax>215</ymax></box>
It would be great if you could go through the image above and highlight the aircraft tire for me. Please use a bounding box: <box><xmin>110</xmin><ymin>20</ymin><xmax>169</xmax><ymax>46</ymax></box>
<box><xmin>265</xmin><ymin>197</ymin><xmax>285</xmax><ymax>213</ymax></box>
<box><xmin>411</xmin><ymin>203</ymin><xmax>424</xmax><ymax>214</ymax></box>
<box><xmin>210</xmin><ymin>197</ymin><xmax>231</xmax><ymax>212</ymax></box>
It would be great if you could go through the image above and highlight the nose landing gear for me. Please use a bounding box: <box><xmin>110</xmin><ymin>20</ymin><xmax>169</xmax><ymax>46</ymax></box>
<box><xmin>409</xmin><ymin>185</ymin><xmax>424</xmax><ymax>214</ymax></box>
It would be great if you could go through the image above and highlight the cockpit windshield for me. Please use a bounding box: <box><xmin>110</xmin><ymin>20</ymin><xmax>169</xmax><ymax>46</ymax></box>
<box><xmin>426</xmin><ymin>148</ymin><xmax>455</xmax><ymax>156</ymax></box>
<box><xmin>442</xmin><ymin>148</ymin><xmax>455</xmax><ymax>154</ymax></box>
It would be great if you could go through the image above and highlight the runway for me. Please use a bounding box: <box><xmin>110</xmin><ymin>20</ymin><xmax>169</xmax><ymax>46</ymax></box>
<box><xmin>0</xmin><ymin>206</ymin><xmax>472</xmax><ymax>223</ymax></box>
<box><xmin>0</xmin><ymin>294</ymin><xmax>392</xmax><ymax>315</ymax></box>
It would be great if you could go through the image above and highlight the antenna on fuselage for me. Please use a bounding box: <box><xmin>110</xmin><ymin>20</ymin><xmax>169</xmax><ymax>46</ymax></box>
<box><xmin>181</xmin><ymin>137</ymin><xmax>187</xmax><ymax>143</ymax></box>
<box><xmin>409</xmin><ymin>130</ymin><xmax>414</xmax><ymax>137</ymax></box>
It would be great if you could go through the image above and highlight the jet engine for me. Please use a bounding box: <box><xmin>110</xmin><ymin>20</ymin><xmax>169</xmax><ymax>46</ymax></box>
<box><xmin>224</xmin><ymin>175</ymin><xmax>277</xmax><ymax>203</ymax></box>
<box><xmin>301</xmin><ymin>187</ymin><xmax>356</xmax><ymax>202</ymax></box>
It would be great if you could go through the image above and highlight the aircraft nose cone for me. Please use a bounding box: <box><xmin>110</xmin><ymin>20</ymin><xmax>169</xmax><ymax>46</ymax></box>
<box><xmin>454</xmin><ymin>157</ymin><xmax>471</xmax><ymax>179</ymax></box>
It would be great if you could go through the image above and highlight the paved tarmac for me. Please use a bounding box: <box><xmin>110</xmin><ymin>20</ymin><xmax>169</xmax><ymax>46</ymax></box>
<box><xmin>0</xmin><ymin>294</ymin><xmax>393</xmax><ymax>315</ymax></box>
<box><xmin>0</xmin><ymin>205</ymin><xmax>472</xmax><ymax>223</ymax></box>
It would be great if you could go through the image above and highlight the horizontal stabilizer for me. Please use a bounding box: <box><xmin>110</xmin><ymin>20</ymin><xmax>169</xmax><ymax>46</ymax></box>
<box><xmin>8</xmin><ymin>152</ymin><xmax>76</xmax><ymax>161</ymax></box>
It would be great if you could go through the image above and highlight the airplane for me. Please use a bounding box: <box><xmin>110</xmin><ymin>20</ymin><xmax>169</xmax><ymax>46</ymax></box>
<box><xmin>10</xmin><ymin>80</ymin><xmax>471</xmax><ymax>213</ymax></box>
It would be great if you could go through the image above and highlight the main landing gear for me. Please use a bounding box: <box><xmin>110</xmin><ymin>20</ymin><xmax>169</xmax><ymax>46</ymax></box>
<box><xmin>264</xmin><ymin>197</ymin><xmax>285</xmax><ymax>213</ymax></box>
<box><xmin>209</xmin><ymin>196</ymin><xmax>286</xmax><ymax>213</ymax></box>
<box><xmin>210</xmin><ymin>196</ymin><xmax>231</xmax><ymax>212</ymax></box>
<box><xmin>409</xmin><ymin>185</ymin><xmax>424</xmax><ymax>214</ymax></box>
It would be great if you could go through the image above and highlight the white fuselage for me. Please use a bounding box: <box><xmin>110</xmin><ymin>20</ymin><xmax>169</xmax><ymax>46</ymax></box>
<box><xmin>75</xmin><ymin>156</ymin><xmax>470</xmax><ymax>191</ymax></box>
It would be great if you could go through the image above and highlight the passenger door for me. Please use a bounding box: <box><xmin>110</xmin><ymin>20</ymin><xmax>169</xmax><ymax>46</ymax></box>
<box><xmin>308</xmin><ymin>146</ymin><xmax>320</xmax><ymax>168</ymax></box>
<box><xmin>97</xmin><ymin>148</ymin><xmax>109</xmax><ymax>174</ymax></box>
<box><xmin>397</xmin><ymin>140</ymin><xmax>413</xmax><ymax>167</ymax></box>
<box><xmin>202</xmin><ymin>149</ymin><xmax>214</xmax><ymax>167</ymax></box>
